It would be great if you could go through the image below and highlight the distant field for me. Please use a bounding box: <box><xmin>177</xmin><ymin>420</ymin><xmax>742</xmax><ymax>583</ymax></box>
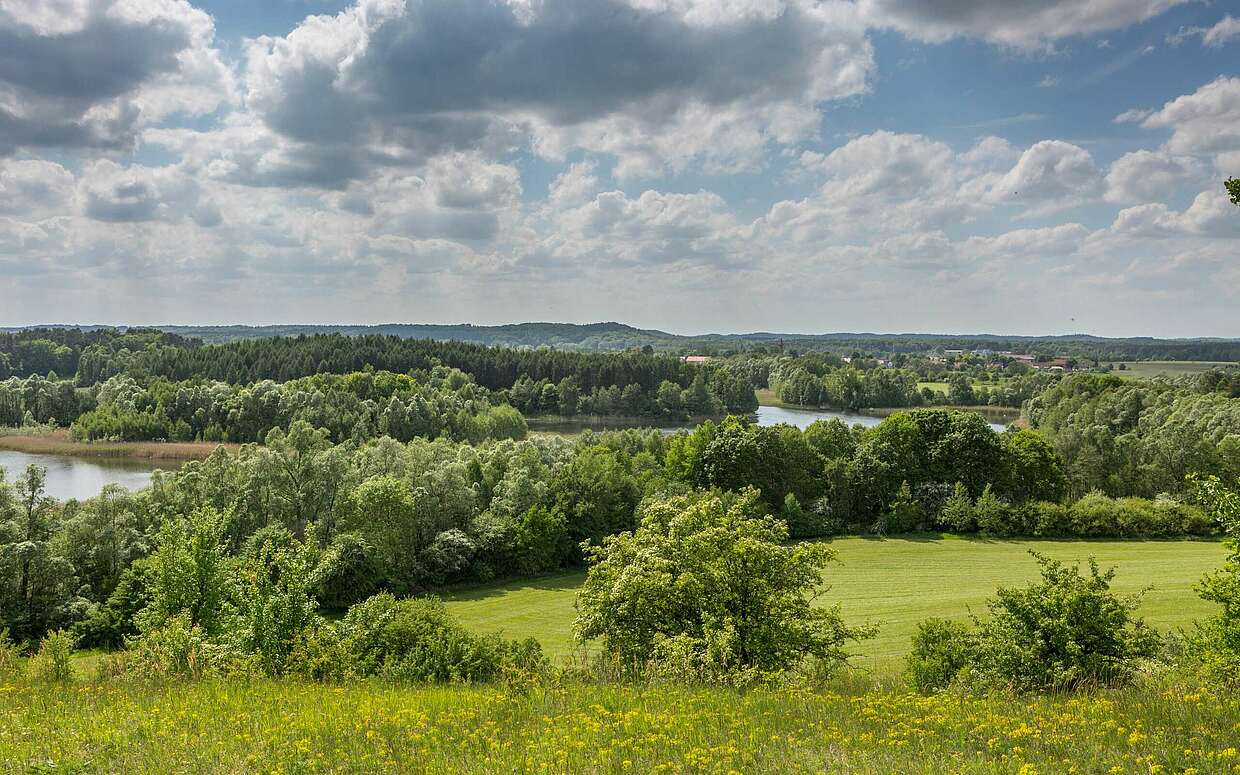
<box><xmin>916</xmin><ymin>381</ymin><xmax>948</xmax><ymax>394</ymax></box>
<box><xmin>1108</xmin><ymin>360</ymin><xmax>1236</xmax><ymax>379</ymax></box>
<box><xmin>445</xmin><ymin>536</ymin><xmax>1226</xmax><ymax>670</ymax></box>
<box><xmin>0</xmin><ymin>429</ymin><xmax>231</xmax><ymax>462</ymax></box>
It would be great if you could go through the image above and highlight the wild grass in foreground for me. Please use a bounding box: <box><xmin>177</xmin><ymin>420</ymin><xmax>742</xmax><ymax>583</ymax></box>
<box><xmin>1</xmin><ymin>678</ymin><xmax>1238</xmax><ymax>774</ymax></box>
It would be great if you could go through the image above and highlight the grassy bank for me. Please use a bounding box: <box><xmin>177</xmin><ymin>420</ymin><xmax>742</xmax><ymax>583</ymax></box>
<box><xmin>0</xmin><ymin>428</ymin><xmax>234</xmax><ymax>462</ymax></box>
<box><xmin>444</xmin><ymin>536</ymin><xmax>1227</xmax><ymax>668</ymax></box>
<box><xmin>1</xmin><ymin>678</ymin><xmax>1237</xmax><ymax>773</ymax></box>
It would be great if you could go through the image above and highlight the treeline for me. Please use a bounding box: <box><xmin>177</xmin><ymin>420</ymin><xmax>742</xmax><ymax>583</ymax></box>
<box><xmin>107</xmin><ymin>334</ymin><xmax>697</xmax><ymax>392</ymax></box>
<box><xmin>1</xmin><ymin>408</ymin><xmax>1214</xmax><ymax>647</ymax></box>
<box><xmin>37</xmin><ymin>368</ymin><xmax>523</xmax><ymax>445</ymax></box>
<box><xmin>1025</xmin><ymin>373</ymin><xmax>1240</xmax><ymax>498</ymax></box>
<box><xmin>763</xmin><ymin>354</ymin><xmax>1056</xmax><ymax>410</ymax></box>
<box><xmin>0</xmin><ymin>328</ymin><xmax>195</xmax><ymax>380</ymax></box>
<box><xmin>506</xmin><ymin>370</ymin><xmax>756</xmax><ymax>418</ymax></box>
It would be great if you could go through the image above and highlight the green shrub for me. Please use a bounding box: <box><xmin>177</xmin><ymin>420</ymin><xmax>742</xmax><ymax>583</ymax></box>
<box><xmin>0</xmin><ymin>628</ymin><xmax>22</xmax><ymax>680</ymax></box>
<box><xmin>314</xmin><ymin>533</ymin><xmax>383</xmax><ymax>611</ymax></box>
<box><xmin>336</xmin><ymin>594</ymin><xmax>532</xmax><ymax>683</ymax></box>
<box><xmin>72</xmin><ymin>560</ymin><xmax>152</xmax><ymax>649</ymax></box>
<box><xmin>938</xmin><ymin>483</ymin><xmax>975</xmax><ymax>532</ymax></box>
<box><xmin>973</xmin><ymin>485</ymin><xmax>1011</xmax><ymax>534</ymax></box>
<box><xmin>575</xmin><ymin>489</ymin><xmax>872</xmax><ymax>679</ymax></box>
<box><xmin>908</xmin><ymin>553</ymin><xmax>1160</xmax><ymax>693</ymax></box>
<box><xmin>1183</xmin><ymin>475</ymin><xmax>1240</xmax><ymax>682</ymax></box>
<box><xmin>972</xmin><ymin>554</ymin><xmax>1160</xmax><ymax>691</ymax></box>
<box><xmin>29</xmin><ymin>629</ymin><xmax>74</xmax><ymax>683</ymax></box>
<box><xmin>905</xmin><ymin>618</ymin><xmax>974</xmax><ymax>693</ymax></box>
<box><xmin>127</xmin><ymin>614</ymin><xmax>251</xmax><ymax>681</ymax></box>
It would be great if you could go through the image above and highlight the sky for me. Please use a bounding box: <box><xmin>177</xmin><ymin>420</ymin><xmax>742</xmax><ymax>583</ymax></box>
<box><xmin>0</xmin><ymin>0</ymin><xmax>1238</xmax><ymax>336</ymax></box>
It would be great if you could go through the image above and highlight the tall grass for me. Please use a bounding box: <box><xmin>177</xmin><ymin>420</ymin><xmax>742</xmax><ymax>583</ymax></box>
<box><xmin>0</xmin><ymin>675</ymin><xmax>1236</xmax><ymax>773</ymax></box>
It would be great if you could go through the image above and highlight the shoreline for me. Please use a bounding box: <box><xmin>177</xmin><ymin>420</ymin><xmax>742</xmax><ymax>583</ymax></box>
<box><xmin>0</xmin><ymin>429</ymin><xmax>235</xmax><ymax>462</ymax></box>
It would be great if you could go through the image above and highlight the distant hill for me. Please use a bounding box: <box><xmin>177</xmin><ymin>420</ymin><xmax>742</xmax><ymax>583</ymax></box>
<box><xmin>6</xmin><ymin>322</ymin><xmax>1240</xmax><ymax>361</ymax></box>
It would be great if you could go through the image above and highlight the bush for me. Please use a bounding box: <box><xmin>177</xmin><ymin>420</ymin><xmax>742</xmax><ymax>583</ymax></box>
<box><xmin>0</xmin><ymin>628</ymin><xmax>21</xmax><ymax>679</ymax></box>
<box><xmin>29</xmin><ymin>629</ymin><xmax>74</xmax><ymax>683</ymax></box>
<box><xmin>1183</xmin><ymin>475</ymin><xmax>1240</xmax><ymax>682</ymax></box>
<box><xmin>973</xmin><ymin>485</ymin><xmax>1013</xmax><ymax>535</ymax></box>
<box><xmin>126</xmin><ymin>614</ymin><xmax>251</xmax><ymax>681</ymax></box>
<box><xmin>938</xmin><ymin>483</ymin><xmax>975</xmax><ymax>532</ymax></box>
<box><xmin>906</xmin><ymin>618</ymin><xmax>974</xmax><ymax>693</ymax></box>
<box><xmin>72</xmin><ymin>560</ymin><xmax>152</xmax><ymax>649</ymax></box>
<box><xmin>574</xmin><ymin>489</ymin><xmax>872</xmax><ymax>679</ymax></box>
<box><xmin>907</xmin><ymin>553</ymin><xmax>1160</xmax><ymax>692</ymax></box>
<box><xmin>335</xmin><ymin>593</ymin><xmax>534</xmax><ymax>683</ymax></box>
<box><xmin>978</xmin><ymin>554</ymin><xmax>1159</xmax><ymax>691</ymax></box>
<box><xmin>314</xmin><ymin>533</ymin><xmax>383</xmax><ymax>611</ymax></box>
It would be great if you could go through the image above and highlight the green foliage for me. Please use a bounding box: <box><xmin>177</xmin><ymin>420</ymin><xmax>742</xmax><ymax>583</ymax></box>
<box><xmin>1026</xmin><ymin>373</ymin><xmax>1240</xmax><ymax>497</ymax></box>
<box><xmin>0</xmin><ymin>628</ymin><xmax>21</xmax><ymax>679</ymax></box>
<box><xmin>913</xmin><ymin>553</ymin><xmax>1160</xmax><ymax>692</ymax></box>
<box><xmin>512</xmin><ymin>505</ymin><xmax>569</xmax><ymax>575</ymax></box>
<box><xmin>1184</xmin><ymin>474</ymin><xmax>1240</xmax><ymax>681</ymax></box>
<box><xmin>234</xmin><ymin>535</ymin><xmax>321</xmax><ymax>675</ymax></box>
<box><xmin>574</xmin><ymin>489</ymin><xmax>871</xmax><ymax>678</ymax></box>
<box><xmin>139</xmin><ymin>507</ymin><xmax>233</xmax><ymax>638</ymax></box>
<box><xmin>550</xmin><ymin>445</ymin><xmax>641</xmax><ymax>547</ymax></box>
<box><xmin>974</xmin><ymin>485</ymin><xmax>1013</xmax><ymax>535</ymax></box>
<box><xmin>0</xmin><ymin>465</ymin><xmax>86</xmax><ymax>643</ymax></box>
<box><xmin>72</xmin><ymin>560</ymin><xmax>152</xmax><ymax>649</ymax></box>
<box><xmin>939</xmin><ymin>482</ymin><xmax>976</xmax><ymax>531</ymax></box>
<box><xmin>332</xmin><ymin>593</ymin><xmax>538</xmax><ymax>682</ymax></box>
<box><xmin>1226</xmin><ymin>176</ymin><xmax>1239</xmax><ymax>206</ymax></box>
<box><xmin>313</xmin><ymin>533</ymin><xmax>382</xmax><ymax>610</ymax></box>
<box><xmin>905</xmin><ymin>618</ymin><xmax>974</xmax><ymax>693</ymax></box>
<box><xmin>882</xmin><ymin>481</ymin><xmax>924</xmax><ymax>534</ymax></box>
<box><xmin>29</xmin><ymin>629</ymin><xmax>75</xmax><ymax>683</ymax></box>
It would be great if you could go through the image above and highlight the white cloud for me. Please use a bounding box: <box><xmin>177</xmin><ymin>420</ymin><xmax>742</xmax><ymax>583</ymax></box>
<box><xmin>0</xmin><ymin>0</ymin><xmax>232</xmax><ymax>155</ymax></box>
<box><xmin>1167</xmin><ymin>15</ymin><xmax>1240</xmax><ymax>47</ymax></box>
<box><xmin>991</xmin><ymin>140</ymin><xmax>1099</xmax><ymax>211</ymax></box>
<box><xmin>1142</xmin><ymin>77</ymin><xmax>1240</xmax><ymax>159</ymax></box>
<box><xmin>239</xmin><ymin>0</ymin><xmax>873</xmax><ymax>185</ymax></box>
<box><xmin>858</xmin><ymin>0</ymin><xmax>1188</xmax><ymax>49</ymax></box>
<box><xmin>0</xmin><ymin>159</ymin><xmax>74</xmax><ymax>216</ymax></box>
<box><xmin>1104</xmin><ymin>149</ymin><xmax>1203</xmax><ymax>203</ymax></box>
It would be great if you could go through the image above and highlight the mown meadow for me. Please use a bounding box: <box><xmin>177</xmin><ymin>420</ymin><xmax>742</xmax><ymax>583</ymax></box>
<box><xmin>443</xmin><ymin>536</ymin><xmax>1228</xmax><ymax>666</ymax></box>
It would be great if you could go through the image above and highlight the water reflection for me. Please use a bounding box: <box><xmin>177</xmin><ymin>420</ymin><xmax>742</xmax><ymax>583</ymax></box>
<box><xmin>0</xmin><ymin>450</ymin><xmax>162</xmax><ymax>501</ymax></box>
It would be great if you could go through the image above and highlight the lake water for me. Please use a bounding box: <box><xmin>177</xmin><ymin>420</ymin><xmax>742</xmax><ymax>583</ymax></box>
<box><xmin>0</xmin><ymin>450</ymin><xmax>163</xmax><ymax>501</ymax></box>
<box><xmin>531</xmin><ymin>404</ymin><xmax>1014</xmax><ymax>436</ymax></box>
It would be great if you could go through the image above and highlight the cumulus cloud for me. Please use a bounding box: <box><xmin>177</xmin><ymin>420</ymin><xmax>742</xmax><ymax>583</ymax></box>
<box><xmin>858</xmin><ymin>0</ymin><xmax>1187</xmax><ymax>49</ymax></box>
<box><xmin>1142</xmin><ymin>77</ymin><xmax>1240</xmax><ymax>159</ymax></box>
<box><xmin>1109</xmin><ymin>189</ymin><xmax>1240</xmax><ymax>239</ymax></box>
<box><xmin>78</xmin><ymin>159</ymin><xmax>217</xmax><ymax>225</ymax></box>
<box><xmin>0</xmin><ymin>159</ymin><xmax>74</xmax><ymax>216</ymax></box>
<box><xmin>240</xmin><ymin>0</ymin><xmax>873</xmax><ymax>184</ymax></box>
<box><xmin>0</xmin><ymin>0</ymin><xmax>232</xmax><ymax>155</ymax></box>
<box><xmin>991</xmin><ymin>140</ymin><xmax>1099</xmax><ymax>212</ymax></box>
<box><xmin>1104</xmin><ymin>150</ymin><xmax>1203</xmax><ymax>203</ymax></box>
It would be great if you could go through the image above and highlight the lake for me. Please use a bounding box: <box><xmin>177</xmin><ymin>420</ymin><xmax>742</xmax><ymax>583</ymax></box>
<box><xmin>531</xmin><ymin>404</ymin><xmax>1015</xmax><ymax>436</ymax></box>
<box><xmin>0</xmin><ymin>450</ymin><xmax>164</xmax><ymax>501</ymax></box>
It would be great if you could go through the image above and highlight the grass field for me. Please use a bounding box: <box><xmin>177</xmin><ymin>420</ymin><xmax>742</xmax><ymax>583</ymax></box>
<box><xmin>444</xmin><ymin>536</ymin><xmax>1227</xmax><ymax>670</ymax></box>
<box><xmin>3</xmin><ymin>678</ymin><xmax>1239</xmax><ymax>773</ymax></box>
<box><xmin>1108</xmin><ymin>361</ymin><xmax>1237</xmax><ymax>379</ymax></box>
<box><xmin>0</xmin><ymin>429</ymin><xmax>232</xmax><ymax>461</ymax></box>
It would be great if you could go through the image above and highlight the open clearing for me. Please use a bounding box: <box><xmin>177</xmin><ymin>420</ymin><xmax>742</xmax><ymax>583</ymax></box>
<box><xmin>445</xmin><ymin>536</ymin><xmax>1227</xmax><ymax>670</ymax></box>
<box><xmin>1108</xmin><ymin>360</ymin><xmax>1236</xmax><ymax>379</ymax></box>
